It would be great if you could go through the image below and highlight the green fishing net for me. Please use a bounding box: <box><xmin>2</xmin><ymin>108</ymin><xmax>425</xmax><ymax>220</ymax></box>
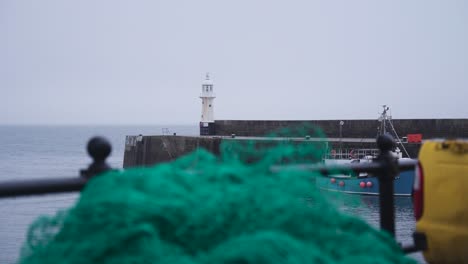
<box><xmin>18</xmin><ymin>126</ymin><xmax>415</xmax><ymax>264</ymax></box>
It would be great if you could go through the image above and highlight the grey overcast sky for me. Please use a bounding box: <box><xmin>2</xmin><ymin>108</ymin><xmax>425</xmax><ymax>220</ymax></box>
<box><xmin>1</xmin><ymin>0</ymin><xmax>467</xmax><ymax>125</ymax></box>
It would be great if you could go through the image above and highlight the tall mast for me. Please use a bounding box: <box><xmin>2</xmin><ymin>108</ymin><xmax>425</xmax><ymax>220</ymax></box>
<box><xmin>378</xmin><ymin>105</ymin><xmax>410</xmax><ymax>158</ymax></box>
<box><xmin>381</xmin><ymin>105</ymin><xmax>389</xmax><ymax>135</ymax></box>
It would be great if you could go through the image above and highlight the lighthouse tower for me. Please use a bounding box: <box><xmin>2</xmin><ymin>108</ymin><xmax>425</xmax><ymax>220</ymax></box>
<box><xmin>200</xmin><ymin>73</ymin><xmax>216</xmax><ymax>135</ymax></box>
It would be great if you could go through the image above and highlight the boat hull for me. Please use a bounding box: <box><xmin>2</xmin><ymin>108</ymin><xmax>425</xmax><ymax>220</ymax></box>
<box><xmin>316</xmin><ymin>170</ymin><xmax>415</xmax><ymax>196</ymax></box>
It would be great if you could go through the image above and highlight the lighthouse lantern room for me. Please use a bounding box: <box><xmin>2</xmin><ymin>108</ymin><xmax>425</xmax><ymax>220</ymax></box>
<box><xmin>200</xmin><ymin>73</ymin><xmax>216</xmax><ymax>135</ymax></box>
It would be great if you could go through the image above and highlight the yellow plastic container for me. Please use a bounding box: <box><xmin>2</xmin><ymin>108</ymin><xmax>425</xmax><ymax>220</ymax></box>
<box><xmin>416</xmin><ymin>139</ymin><xmax>468</xmax><ymax>263</ymax></box>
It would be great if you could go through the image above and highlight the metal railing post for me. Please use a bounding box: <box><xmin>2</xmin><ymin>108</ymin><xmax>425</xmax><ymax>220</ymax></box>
<box><xmin>376</xmin><ymin>134</ymin><xmax>398</xmax><ymax>237</ymax></box>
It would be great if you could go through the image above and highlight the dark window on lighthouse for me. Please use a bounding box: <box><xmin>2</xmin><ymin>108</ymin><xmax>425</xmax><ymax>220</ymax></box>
<box><xmin>209</xmin><ymin>104</ymin><xmax>212</xmax><ymax>107</ymax></box>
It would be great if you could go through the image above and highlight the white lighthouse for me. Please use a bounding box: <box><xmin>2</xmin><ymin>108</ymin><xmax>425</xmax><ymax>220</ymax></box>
<box><xmin>200</xmin><ymin>73</ymin><xmax>216</xmax><ymax>135</ymax></box>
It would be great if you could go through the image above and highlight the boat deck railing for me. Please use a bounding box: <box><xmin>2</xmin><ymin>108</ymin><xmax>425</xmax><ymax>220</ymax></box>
<box><xmin>323</xmin><ymin>148</ymin><xmax>380</xmax><ymax>160</ymax></box>
<box><xmin>0</xmin><ymin>135</ymin><xmax>426</xmax><ymax>254</ymax></box>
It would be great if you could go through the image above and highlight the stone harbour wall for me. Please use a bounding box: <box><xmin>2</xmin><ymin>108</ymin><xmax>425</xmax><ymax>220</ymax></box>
<box><xmin>123</xmin><ymin>119</ymin><xmax>467</xmax><ymax>168</ymax></box>
<box><xmin>214</xmin><ymin>119</ymin><xmax>468</xmax><ymax>139</ymax></box>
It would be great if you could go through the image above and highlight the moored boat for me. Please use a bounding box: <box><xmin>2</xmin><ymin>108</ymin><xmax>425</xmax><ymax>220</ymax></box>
<box><xmin>316</xmin><ymin>106</ymin><xmax>415</xmax><ymax>196</ymax></box>
<box><xmin>316</xmin><ymin>160</ymin><xmax>415</xmax><ymax>196</ymax></box>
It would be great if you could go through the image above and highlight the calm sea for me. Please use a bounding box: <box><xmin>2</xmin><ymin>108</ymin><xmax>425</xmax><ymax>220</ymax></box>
<box><xmin>0</xmin><ymin>125</ymin><xmax>424</xmax><ymax>263</ymax></box>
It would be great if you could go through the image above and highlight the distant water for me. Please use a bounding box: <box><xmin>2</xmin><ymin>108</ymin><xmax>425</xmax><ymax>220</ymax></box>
<box><xmin>0</xmin><ymin>125</ymin><xmax>424</xmax><ymax>263</ymax></box>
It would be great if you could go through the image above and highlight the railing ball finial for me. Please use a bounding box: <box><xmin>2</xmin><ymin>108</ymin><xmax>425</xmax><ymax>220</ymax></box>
<box><xmin>87</xmin><ymin>136</ymin><xmax>111</xmax><ymax>162</ymax></box>
<box><xmin>81</xmin><ymin>136</ymin><xmax>112</xmax><ymax>178</ymax></box>
<box><xmin>377</xmin><ymin>133</ymin><xmax>395</xmax><ymax>153</ymax></box>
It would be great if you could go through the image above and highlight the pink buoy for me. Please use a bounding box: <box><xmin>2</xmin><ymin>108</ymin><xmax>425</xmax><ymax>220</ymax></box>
<box><xmin>359</xmin><ymin>182</ymin><xmax>366</xmax><ymax>188</ymax></box>
<box><xmin>339</xmin><ymin>181</ymin><xmax>345</xmax><ymax>187</ymax></box>
<box><xmin>331</xmin><ymin>178</ymin><xmax>336</xmax><ymax>184</ymax></box>
<box><xmin>366</xmin><ymin>181</ymin><xmax>373</xmax><ymax>187</ymax></box>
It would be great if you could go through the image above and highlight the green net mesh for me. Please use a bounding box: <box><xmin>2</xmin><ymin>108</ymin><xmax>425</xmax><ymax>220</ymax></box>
<box><xmin>18</xmin><ymin>125</ymin><xmax>415</xmax><ymax>264</ymax></box>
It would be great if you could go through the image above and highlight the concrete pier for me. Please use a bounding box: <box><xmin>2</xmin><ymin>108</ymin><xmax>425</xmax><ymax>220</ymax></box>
<box><xmin>123</xmin><ymin>135</ymin><xmax>222</xmax><ymax>168</ymax></box>
<box><xmin>123</xmin><ymin>135</ymin><xmax>422</xmax><ymax>168</ymax></box>
<box><xmin>123</xmin><ymin>119</ymin><xmax>468</xmax><ymax>168</ymax></box>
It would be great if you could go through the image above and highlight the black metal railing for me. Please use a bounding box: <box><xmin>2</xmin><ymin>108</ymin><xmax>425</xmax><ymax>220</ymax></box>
<box><xmin>0</xmin><ymin>136</ymin><xmax>112</xmax><ymax>198</ymax></box>
<box><xmin>0</xmin><ymin>134</ymin><xmax>425</xmax><ymax>253</ymax></box>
